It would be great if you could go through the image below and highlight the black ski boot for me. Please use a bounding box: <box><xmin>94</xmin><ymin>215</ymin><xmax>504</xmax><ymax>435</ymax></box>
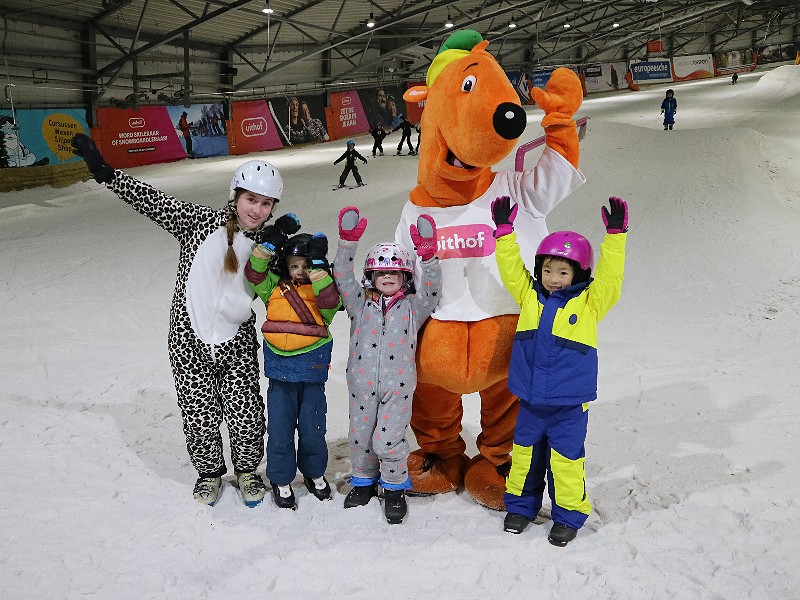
<box><xmin>503</xmin><ymin>512</ymin><xmax>532</xmax><ymax>534</ymax></box>
<box><xmin>548</xmin><ymin>523</ymin><xmax>578</xmax><ymax>546</ymax></box>
<box><xmin>343</xmin><ymin>483</ymin><xmax>378</xmax><ymax>508</ymax></box>
<box><xmin>271</xmin><ymin>483</ymin><xmax>297</xmax><ymax>510</ymax></box>
<box><xmin>383</xmin><ymin>489</ymin><xmax>407</xmax><ymax>524</ymax></box>
<box><xmin>303</xmin><ymin>476</ymin><xmax>332</xmax><ymax>501</ymax></box>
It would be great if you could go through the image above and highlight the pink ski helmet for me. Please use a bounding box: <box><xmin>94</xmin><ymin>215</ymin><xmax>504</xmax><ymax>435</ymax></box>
<box><xmin>535</xmin><ymin>231</ymin><xmax>594</xmax><ymax>283</ymax></box>
<box><xmin>362</xmin><ymin>243</ymin><xmax>415</xmax><ymax>288</ymax></box>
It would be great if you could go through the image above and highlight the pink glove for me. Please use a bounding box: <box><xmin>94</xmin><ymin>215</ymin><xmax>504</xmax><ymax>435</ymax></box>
<box><xmin>491</xmin><ymin>196</ymin><xmax>518</xmax><ymax>238</ymax></box>
<box><xmin>410</xmin><ymin>214</ymin><xmax>437</xmax><ymax>261</ymax></box>
<box><xmin>529</xmin><ymin>67</ymin><xmax>583</xmax><ymax>128</ymax></box>
<box><xmin>601</xmin><ymin>196</ymin><xmax>628</xmax><ymax>234</ymax></box>
<box><xmin>338</xmin><ymin>206</ymin><xmax>367</xmax><ymax>242</ymax></box>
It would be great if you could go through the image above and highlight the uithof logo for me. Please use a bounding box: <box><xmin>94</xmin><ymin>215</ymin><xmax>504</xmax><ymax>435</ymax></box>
<box><xmin>129</xmin><ymin>118</ymin><xmax>145</xmax><ymax>128</ymax></box>
<box><xmin>241</xmin><ymin>117</ymin><xmax>267</xmax><ymax>137</ymax></box>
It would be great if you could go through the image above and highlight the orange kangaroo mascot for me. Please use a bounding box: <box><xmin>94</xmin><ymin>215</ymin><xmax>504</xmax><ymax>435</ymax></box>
<box><xmin>396</xmin><ymin>30</ymin><xmax>585</xmax><ymax>509</ymax></box>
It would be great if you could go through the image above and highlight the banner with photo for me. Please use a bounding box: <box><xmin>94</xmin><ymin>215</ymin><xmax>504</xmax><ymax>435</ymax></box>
<box><xmin>166</xmin><ymin>103</ymin><xmax>229</xmax><ymax>159</ymax></box>
<box><xmin>714</xmin><ymin>48</ymin><xmax>757</xmax><ymax>74</ymax></box>
<box><xmin>358</xmin><ymin>85</ymin><xmax>408</xmax><ymax>130</ymax></box>
<box><xmin>582</xmin><ymin>62</ymin><xmax>628</xmax><ymax>93</ymax></box>
<box><xmin>228</xmin><ymin>100</ymin><xmax>287</xmax><ymax>155</ymax></box>
<box><xmin>269</xmin><ymin>95</ymin><xmax>330</xmax><ymax>145</ymax></box>
<box><xmin>0</xmin><ymin>109</ymin><xmax>89</xmax><ymax>168</ymax></box>
<box><xmin>630</xmin><ymin>60</ymin><xmax>673</xmax><ymax>83</ymax></box>
<box><xmin>95</xmin><ymin>106</ymin><xmax>189</xmax><ymax>168</ymax></box>
<box><xmin>506</xmin><ymin>70</ymin><xmax>531</xmax><ymax>104</ymax></box>
<box><xmin>328</xmin><ymin>91</ymin><xmax>371</xmax><ymax>140</ymax></box>
<box><xmin>757</xmin><ymin>44</ymin><xmax>797</xmax><ymax>65</ymax></box>
<box><xmin>671</xmin><ymin>55</ymin><xmax>714</xmax><ymax>82</ymax></box>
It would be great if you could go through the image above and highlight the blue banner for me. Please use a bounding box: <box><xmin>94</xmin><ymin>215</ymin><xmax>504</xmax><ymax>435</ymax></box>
<box><xmin>0</xmin><ymin>108</ymin><xmax>89</xmax><ymax>168</ymax></box>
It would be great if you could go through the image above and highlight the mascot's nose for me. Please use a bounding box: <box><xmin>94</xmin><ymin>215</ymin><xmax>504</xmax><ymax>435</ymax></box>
<box><xmin>493</xmin><ymin>102</ymin><xmax>527</xmax><ymax>140</ymax></box>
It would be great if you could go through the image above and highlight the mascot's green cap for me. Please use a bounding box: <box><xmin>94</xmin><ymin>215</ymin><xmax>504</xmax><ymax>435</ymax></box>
<box><xmin>427</xmin><ymin>29</ymin><xmax>485</xmax><ymax>87</ymax></box>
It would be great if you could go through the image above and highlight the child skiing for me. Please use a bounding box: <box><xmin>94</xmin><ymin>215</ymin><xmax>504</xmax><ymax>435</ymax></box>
<box><xmin>70</xmin><ymin>133</ymin><xmax>296</xmax><ymax>508</ymax></box>
<box><xmin>246</xmin><ymin>230</ymin><xmax>342</xmax><ymax>509</ymax></box>
<box><xmin>661</xmin><ymin>89</ymin><xmax>677</xmax><ymax>130</ymax></box>
<box><xmin>392</xmin><ymin>115</ymin><xmax>415</xmax><ymax>155</ymax></box>
<box><xmin>370</xmin><ymin>123</ymin><xmax>387</xmax><ymax>157</ymax></box>
<box><xmin>334</xmin><ymin>140</ymin><xmax>368</xmax><ymax>188</ymax></box>
<box><xmin>491</xmin><ymin>195</ymin><xmax>628</xmax><ymax>546</ymax></box>
<box><xmin>333</xmin><ymin>206</ymin><xmax>442</xmax><ymax>524</ymax></box>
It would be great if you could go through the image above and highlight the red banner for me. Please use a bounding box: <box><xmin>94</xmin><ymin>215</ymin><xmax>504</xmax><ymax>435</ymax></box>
<box><xmin>228</xmin><ymin>100</ymin><xmax>287</xmax><ymax>154</ymax></box>
<box><xmin>647</xmin><ymin>40</ymin><xmax>663</xmax><ymax>54</ymax></box>
<box><xmin>95</xmin><ymin>106</ymin><xmax>187</xmax><ymax>168</ymax></box>
<box><xmin>327</xmin><ymin>91</ymin><xmax>370</xmax><ymax>140</ymax></box>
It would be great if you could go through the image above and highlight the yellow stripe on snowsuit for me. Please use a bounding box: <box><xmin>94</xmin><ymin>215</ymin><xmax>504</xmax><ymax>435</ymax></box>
<box><xmin>550</xmin><ymin>447</ymin><xmax>592</xmax><ymax>516</ymax></box>
<box><xmin>505</xmin><ymin>443</ymin><xmax>533</xmax><ymax>497</ymax></box>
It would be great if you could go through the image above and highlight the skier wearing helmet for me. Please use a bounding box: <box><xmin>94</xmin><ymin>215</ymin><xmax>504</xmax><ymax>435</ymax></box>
<box><xmin>490</xmin><ymin>194</ymin><xmax>629</xmax><ymax>546</ymax></box>
<box><xmin>333</xmin><ymin>139</ymin><xmax>368</xmax><ymax>188</ymax></box>
<box><xmin>332</xmin><ymin>206</ymin><xmax>442</xmax><ymax>524</ymax></box>
<box><xmin>70</xmin><ymin>133</ymin><xmax>300</xmax><ymax>508</ymax></box>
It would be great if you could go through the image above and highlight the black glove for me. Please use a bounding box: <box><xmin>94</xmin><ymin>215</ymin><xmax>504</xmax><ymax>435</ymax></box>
<box><xmin>70</xmin><ymin>134</ymin><xmax>115</xmax><ymax>184</ymax></box>
<box><xmin>307</xmin><ymin>233</ymin><xmax>329</xmax><ymax>269</ymax></box>
<box><xmin>601</xmin><ymin>196</ymin><xmax>628</xmax><ymax>233</ymax></box>
<box><xmin>274</xmin><ymin>212</ymin><xmax>301</xmax><ymax>235</ymax></box>
<box><xmin>259</xmin><ymin>225</ymin><xmax>287</xmax><ymax>253</ymax></box>
<box><xmin>491</xmin><ymin>196</ymin><xmax>515</xmax><ymax>226</ymax></box>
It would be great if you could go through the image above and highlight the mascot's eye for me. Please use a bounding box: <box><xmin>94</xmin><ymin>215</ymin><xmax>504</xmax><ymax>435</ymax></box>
<box><xmin>461</xmin><ymin>75</ymin><xmax>477</xmax><ymax>93</ymax></box>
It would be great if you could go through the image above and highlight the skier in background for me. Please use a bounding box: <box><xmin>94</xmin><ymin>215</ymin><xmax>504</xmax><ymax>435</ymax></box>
<box><xmin>334</xmin><ymin>140</ymin><xmax>368</xmax><ymax>188</ymax></box>
<box><xmin>661</xmin><ymin>89</ymin><xmax>677</xmax><ymax>131</ymax></box>
<box><xmin>392</xmin><ymin>115</ymin><xmax>415</xmax><ymax>156</ymax></box>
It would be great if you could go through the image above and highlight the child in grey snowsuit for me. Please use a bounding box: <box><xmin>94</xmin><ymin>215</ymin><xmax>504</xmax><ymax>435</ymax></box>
<box><xmin>332</xmin><ymin>206</ymin><xmax>442</xmax><ymax>524</ymax></box>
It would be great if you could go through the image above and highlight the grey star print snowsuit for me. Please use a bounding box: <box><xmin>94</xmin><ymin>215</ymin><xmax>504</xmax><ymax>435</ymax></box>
<box><xmin>333</xmin><ymin>240</ymin><xmax>441</xmax><ymax>489</ymax></box>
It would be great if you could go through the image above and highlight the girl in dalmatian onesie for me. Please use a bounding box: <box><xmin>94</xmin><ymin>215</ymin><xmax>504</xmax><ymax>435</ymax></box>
<box><xmin>70</xmin><ymin>134</ymin><xmax>300</xmax><ymax>508</ymax></box>
<box><xmin>333</xmin><ymin>206</ymin><xmax>442</xmax><ymax>524</ymax></box>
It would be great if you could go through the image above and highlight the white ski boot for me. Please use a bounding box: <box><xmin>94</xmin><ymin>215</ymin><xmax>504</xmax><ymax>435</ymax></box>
<box><xmin>193</xmin><ymin>476</ymin><xmax>223</xmax><ymax>506</ymax></box>
<box><xmin>236</xmin><ymin>472</ymin><xmax>267</xmax><ymax>507</ymax></box>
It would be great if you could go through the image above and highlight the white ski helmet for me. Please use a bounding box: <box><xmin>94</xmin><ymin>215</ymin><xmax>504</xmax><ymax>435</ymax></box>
<box><xmin>361</xmin><ymin>243</ymin><xmax>415</xmax><ymax>288</ymax></box>
<box><xmin>229</xmin><ymin>160</ymin><xmax>283</xmax><ymax>201</ymax></box>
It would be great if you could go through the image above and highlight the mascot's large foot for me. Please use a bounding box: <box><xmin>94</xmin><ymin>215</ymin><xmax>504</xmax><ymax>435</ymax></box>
<box><xmin>408</xmin><ymin>450</ymin><xmax>469</xmax><ymax>495</ymax></box>
<box><xmin>464</xmin><ymin>455</ymin><xmax>510</xmax><ymax>511</ymax></box>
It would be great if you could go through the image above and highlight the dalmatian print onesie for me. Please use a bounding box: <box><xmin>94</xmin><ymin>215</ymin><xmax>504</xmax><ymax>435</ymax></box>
<box><xmin>107</xmin><ymin>171</ymin><xmax>267</xmax><ymax>478</ymax></box>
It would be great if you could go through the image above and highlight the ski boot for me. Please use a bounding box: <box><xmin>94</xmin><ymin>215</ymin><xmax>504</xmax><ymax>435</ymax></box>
<box><xmin>503</xmin><ymin>512</ymin><xmax>532</xmax><ymax>534</ymax></box>
<box><xmin>236</xmin><ymin>472</ymin><xmax>267</xmax><ymax>507</ymax></box>
<box><xmin>383</xmin><ymin>489</ymin><xmax>407</xmax><ymax>524</ymax></box>
<box><xmin>271</xmin><ymin>483</ymin><xmax>297</xmax><ymax>510</ymax></box>
<box><xmin>343</xmin><ymin>483</ymin><xmax>378</xmax><ymax>508</ymax></box>
<box><xmin>303</xmin><ymin>475</ymin><xmax>332</xmax><ymax>501</ymax></box>
<box><xmin>548</xmin><ymin>523</ymin><xmax>578</xmax><ymax>547</ymax></box>
<box><xmin>193</xmin><ymin>476</ymin><xmax>223</xmax><ymax>506</ymax></box>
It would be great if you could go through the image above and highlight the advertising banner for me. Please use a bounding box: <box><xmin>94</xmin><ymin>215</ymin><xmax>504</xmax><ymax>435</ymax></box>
<box><xmin>714</xmin><ymin>48</ymin><xmax>756</xmax><ymax>74</ymax></box>
<box><xmin>529</xmin><ymin>70</ymin><xmax>554</xmax><ymax>90</ymax></box>
<box><xmin>95</xmin><ymin>106</ymin><xmax>187</xmax><ymax>168</ymax></box>
<box><xmin>357</xmin><ymin>85</ymin><xmax>407</xmax><ymax>129</ymax></box>
<box><xmin>630</xmin><ymin>60</ymin><xmax>673</xmax><ymax>83</ymax></box>
<box><xmin>404</xmin><ymin>81</ymin><xmax>426</xmax><ymax>123</ymax></box>
<box><xmin>0</xmin><ymin>109</ymin><xmax>89</xmax><ymax>168</ymax></box>
<box><xmin>166</xmin><ymin>103</ymin><xmax>229</xmax><ymax>159</ymax></box>
<box><xmin>269</xmin><ymin>95</ymin><xmax>329</xmax><ymax>145</ymax></box>
<box><xmin>328</xmin><ymin>91</ymin><xmax>371</xmax><ymax>140</ymax></box>
<box><xmin>671</xmin><ymin>55</ymin><xmax>714</xmax><ymax>82</ymax></box>
<box><xmin>757</xmin><ymin>44</ymin><xmax>797</xmax><ymax>65</ymax></box>
<box><xmin>228</xmin><ymin>99</ymin><xmax>286</xmax><ymax>155</ymax></box>
<box><xmin>506</xmin><ymin>70</ymin><xmax>531</xmax><ymax>104</ymax></box>
<box><xmin>583</xmin><ymin>62</ymin><xmax>627</xmax><ymax>93</ymax></box>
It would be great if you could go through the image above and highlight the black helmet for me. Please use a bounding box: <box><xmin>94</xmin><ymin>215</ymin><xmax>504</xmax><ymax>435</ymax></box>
<box><xmin>666</xmin><ymin>89</ymin><xmax>674</xmax><ymax>96</ymax></box>
<box><xmin>271</xmin><ymin>233</ymin><xmax>311</xmax><ymax>278</ymax></box>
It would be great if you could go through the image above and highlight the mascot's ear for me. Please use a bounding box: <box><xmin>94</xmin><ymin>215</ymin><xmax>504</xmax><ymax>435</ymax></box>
<box><xmin>403</xmin><ymin>86</ymin><xmax>428</xmax><ymax>103</ymax></box>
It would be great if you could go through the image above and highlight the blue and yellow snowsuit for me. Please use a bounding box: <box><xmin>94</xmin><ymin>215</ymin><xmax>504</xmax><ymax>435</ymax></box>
<box><xmin>496</xmin><ymin>231</ymin><xmax>626</xmax><ymax>529</ymax></box>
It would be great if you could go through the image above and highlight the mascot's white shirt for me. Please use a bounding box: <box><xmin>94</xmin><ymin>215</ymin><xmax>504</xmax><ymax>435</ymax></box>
<box><xmin>186</xmin><ymin>227</ymin><xmax>256</xmax><ymax>345</ymax></box>
<box><xmin>396</xmin><ymin>146</ymin><xmax>585</xmax><ymax>322</ymax></box>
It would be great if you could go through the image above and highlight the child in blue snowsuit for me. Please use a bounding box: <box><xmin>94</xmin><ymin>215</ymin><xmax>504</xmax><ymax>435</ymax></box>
<box><xmin>333</xmin><ymin>206</ymin><xmax>442</xmax><ymax>524</ymax></box>
<box><xmin>491</xmin><ymin>195</ymin><xmax>628</xmax><ymax>547</ymax></box>
<box><xmin>661</xmin><ymin>89</ymin><xmax>677</xmax><ymax>130</ymax></box>
<box><xmin>246</xmin><ymin>230</ymin><xmax>342</xmax><ymax>510</ymax></box>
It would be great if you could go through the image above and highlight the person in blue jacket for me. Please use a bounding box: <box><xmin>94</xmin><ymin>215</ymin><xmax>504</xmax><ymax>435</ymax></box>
<box><xmin>661</xmin><ymin>89</ymin><xmax>677</xmax><ymax>130</ymax></box>
<box><xmin>491</xmin><ymin>195</ymin><xmax>628</xmax><ymax>547</ymax></box>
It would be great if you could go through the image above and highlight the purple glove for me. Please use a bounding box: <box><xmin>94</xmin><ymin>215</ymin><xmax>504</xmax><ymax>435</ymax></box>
<box><xmin>601</xmin><ymin>196</ymin><xmax>628</xmax><ymax>233</ymax></box>
<box><xmin>491</xmin><ymin>196</ymin><xmax>518</xmax><ymax>238</ymax></box>
<box><xmin>338</xmin><ymin>206</ymin><xmax>367</xmax><ymax>242</ymax></box>
<box><xmin>410</xmin><ymin>214</ymin><xmax>437</xmax><ymax>261</ymax></box>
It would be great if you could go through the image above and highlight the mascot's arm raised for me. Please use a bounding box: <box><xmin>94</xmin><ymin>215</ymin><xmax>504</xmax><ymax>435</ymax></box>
<box><xmin>530</xmin><ymin>67</ymin><xmax>583</xmax><ymax>169</ymax></box>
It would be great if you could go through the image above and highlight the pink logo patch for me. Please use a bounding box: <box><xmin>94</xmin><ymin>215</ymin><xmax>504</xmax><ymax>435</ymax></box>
<box><xmin>435</xmin><ymin>224</ymin><xmax>496</xmax><ymax>259</ymax></box>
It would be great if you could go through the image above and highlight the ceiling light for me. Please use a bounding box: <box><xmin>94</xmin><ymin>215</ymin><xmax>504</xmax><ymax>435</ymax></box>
<box><xmin>367</xmin><ymin>12</ymin><xmax>375</xmax><ymax>28</ymax></box>
<box><xmin>261</xmin><ymin>1</ymin><xmax>273</xmax><ymax>14</ymax></box>
<box><xmin>508</xmin><ymin>19</ymin><xmax>517</xmax><ymax>29</ymax></box>
<box><xmin>612</xmin><ymin>22</ymin><xmax>620</xmax><ymax>28</ymax></box>
<box><xmin>563</xmin><ymin>23</ymin><xmax>571</xmax><ymax>29</ymax></box>
<box><xmin>445</xmin><ymin>13</ymin><xmax>453</xmax><ymax>28</ymax></box>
